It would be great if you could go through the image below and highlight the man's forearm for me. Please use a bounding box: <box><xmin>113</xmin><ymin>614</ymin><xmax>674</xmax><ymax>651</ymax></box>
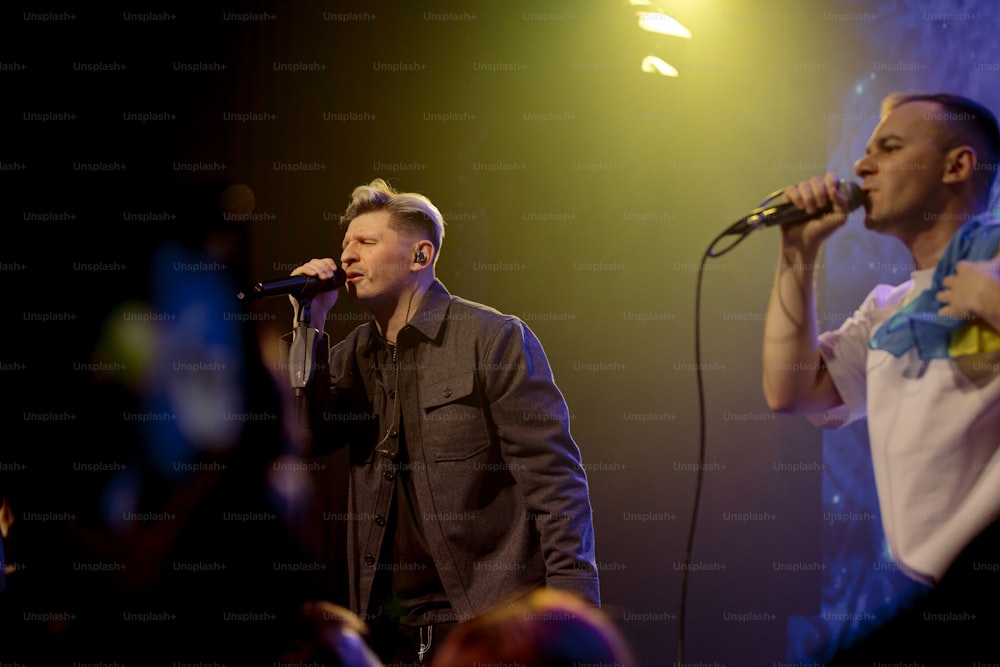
<box><xmin>762</xmin><ymin>247</ymin><xmax>834</xmax><ymax>413</ymax></box>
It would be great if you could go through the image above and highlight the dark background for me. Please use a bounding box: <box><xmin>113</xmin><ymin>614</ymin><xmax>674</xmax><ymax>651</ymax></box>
<box><xmin>3</xmin><ymin>1</ymin><xmax>1000</xmax><ymax>665</ymax></box>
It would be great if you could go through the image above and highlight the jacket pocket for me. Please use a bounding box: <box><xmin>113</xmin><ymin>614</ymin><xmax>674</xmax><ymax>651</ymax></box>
<box><xmin>421</xmin><ymin>371</ymin><xmax>490</xmax><ymax>461</ymax></box>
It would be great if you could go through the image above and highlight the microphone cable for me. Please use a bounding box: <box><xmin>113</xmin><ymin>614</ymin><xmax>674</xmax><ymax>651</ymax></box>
<box><xmin>677</xmin><ymin>199</ymin><xmax>776</xmax><ymax>666</ymax></box>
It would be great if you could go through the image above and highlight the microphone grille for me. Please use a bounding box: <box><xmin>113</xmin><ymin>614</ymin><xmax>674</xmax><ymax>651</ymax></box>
<box><xmin>840</xmin><ymin>180</ymin><xmax>865</xmax><ymax>212</ymax></box>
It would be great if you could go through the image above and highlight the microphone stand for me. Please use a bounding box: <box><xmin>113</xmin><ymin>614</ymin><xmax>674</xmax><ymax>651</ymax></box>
<box><xmin>288</xmin><ymin>298</ymin><xmax>323</xmax><ymax>431</ymax></box>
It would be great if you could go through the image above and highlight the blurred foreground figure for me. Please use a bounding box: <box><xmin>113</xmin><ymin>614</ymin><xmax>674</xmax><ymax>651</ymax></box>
<box><xmin>430</xmin><ymin>588</ymin><xmax>635</xmax><ymax>667</ymax></box>
<box><xmin>278</xmin><ymin>601</ymin><xmax>382</xmax><ymax>667</ymax></box>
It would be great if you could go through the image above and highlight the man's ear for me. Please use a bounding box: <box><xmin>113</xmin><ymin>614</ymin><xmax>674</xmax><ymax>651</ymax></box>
<box><xmin>942</xmin><ymin>144</ymin><xmax>978</xmax><ymax>185</ymax></box>
<box><xmin>412</xmin><ymin>240</ymin><xmax>434</xmax><ymax>269</ymax></box>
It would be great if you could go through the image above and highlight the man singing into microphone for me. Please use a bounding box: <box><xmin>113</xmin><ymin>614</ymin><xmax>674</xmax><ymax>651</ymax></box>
<box><xmin>761</xmin><ymin>92</ymin><xmax>1000</xmax><ymax>662</ymax></box>
<box><xmin>284</xmin><ymin>178</ymin><xmax>599</xmax><ymax>665</ymax></box>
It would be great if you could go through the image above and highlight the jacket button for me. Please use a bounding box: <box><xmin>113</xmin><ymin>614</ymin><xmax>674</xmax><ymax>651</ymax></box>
<box><xmin>375</xmin><ymin>515</ymin><xmax>386</xmax><ymax>527</ymax></box>
<box><xmin>389</xmin><ymin>429</ymin><xmax>398</xmax><ymax>438</ymax></box>
<box><xmin>384</xmin><ymin>471</ymin><xmax>395</xmax><ymax>482</ymax></box>
<box><xmin>443</xmin><ymin>388</ymin><xmax>452</xmax><ymax>398</ymax></box>
<box><xmin>364</xmin><ymin>554</ymin><xmax>375</xmax><ymax>565</ymax></box>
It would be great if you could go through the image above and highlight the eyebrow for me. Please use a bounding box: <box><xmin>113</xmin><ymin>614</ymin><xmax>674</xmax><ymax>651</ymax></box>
<box><xmin>866</xmin><ymin>133</ymin><xmax>904</xmax><ymax>153</ymax></box>
<box><xmin>341</xmin><ymin>232</ymin><xmax>378</xmax><ymax>249</ymax></box>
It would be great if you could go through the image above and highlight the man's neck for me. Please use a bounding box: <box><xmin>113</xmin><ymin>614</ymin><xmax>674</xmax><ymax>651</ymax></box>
<box><xmin>374</xmin><ymin>279</ymin><xmax>432</xmax><ymax>344</ymax></box>
<box><xmin>903</xmin><ymin>204</ymin><xmax>983</xmax><ymax>270</ymax></box>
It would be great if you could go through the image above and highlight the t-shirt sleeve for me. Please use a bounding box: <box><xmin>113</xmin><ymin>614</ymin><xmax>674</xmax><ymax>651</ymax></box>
<box><xmin>806</xmin><ymin>290</ymin><xmax>882</xmax><ymax>429</ymax></box>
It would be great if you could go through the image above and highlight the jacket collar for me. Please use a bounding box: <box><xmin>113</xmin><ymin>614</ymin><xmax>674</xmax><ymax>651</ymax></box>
<box><xmin>360</xmin><ymin>279</ymin><xmax>451</xmax><ymax>355</ymax></box>
<box><xmin>404</xmin><ymin>278</ymin><xmax>452</xmax><ymax>343</ymax></box>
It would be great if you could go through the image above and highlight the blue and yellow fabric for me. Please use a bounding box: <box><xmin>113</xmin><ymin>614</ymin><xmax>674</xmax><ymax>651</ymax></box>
<box><xmin>868</xmin><ymin>214</ymin><xmax>1000</xmax><ymax>360</ymax></box>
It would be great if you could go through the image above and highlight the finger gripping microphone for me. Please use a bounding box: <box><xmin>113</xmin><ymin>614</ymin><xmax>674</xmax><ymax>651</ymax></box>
<box><xmin>237</xmin><ymin>267</ymin><xmax>347</xmax><ymax>300</ymax></box>
<box><xmin>726</xmin><ymin>180</ymin><xmax>865</xmax><ymax>236</ymax></box>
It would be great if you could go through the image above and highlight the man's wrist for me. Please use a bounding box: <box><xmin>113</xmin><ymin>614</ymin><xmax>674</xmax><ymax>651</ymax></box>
<box><xmin>974</xmin><ymin>278</ymin><xmax>1000</xmax><ymax>329</ymax></box>
<box><xmin>778</xmin><ymin>242</ymin><xmax>820</xmax><ymax>271</ymax></box>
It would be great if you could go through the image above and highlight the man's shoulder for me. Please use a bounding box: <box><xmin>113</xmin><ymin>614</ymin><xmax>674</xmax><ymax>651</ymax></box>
<box><xmin>420</xmin><ymin>281</ymin><xmax>520</xmax><ymax>328</ymax></box>
<box><xmin>871</xmin><ymin>279</ymin><xmax>918</xmax><ymax>310</ymax></box>
<box><xmin>415</xmin><ymin>281</ymin><xmax>537</xmax><ymax>347</ymax></box>
<box><xmin>848</xmin><ymin>274</ymin><xmax>923</xmax><ymax>318</ymax></box>
<box><xmin>447</xmin><ymin>293</ymin><xmax>518</xmax><ymax>324</ymax></box>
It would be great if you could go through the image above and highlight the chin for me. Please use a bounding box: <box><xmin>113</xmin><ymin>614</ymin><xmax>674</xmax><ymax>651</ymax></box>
<box><xmin>862</xmin><ymin>211</ymin><xmax>890</xmax><ymax>231</ymax></box>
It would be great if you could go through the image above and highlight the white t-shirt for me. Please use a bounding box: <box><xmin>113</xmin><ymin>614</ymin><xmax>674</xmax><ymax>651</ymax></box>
<box><xmin>812</xmin><ymin>268</ymin><xmax>1000</xmax><ymax>584</ymax></box>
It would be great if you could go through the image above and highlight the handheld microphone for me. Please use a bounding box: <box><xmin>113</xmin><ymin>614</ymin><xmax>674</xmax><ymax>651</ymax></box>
<box><xmin>725</xmin><ymin>180</ymin><xmax>865</xmax><ymax>236</ymax></box>
<box><xmin>237</xmin><ymin>268</ymin><xmax>347</xmax><ymax>300</ymax></box>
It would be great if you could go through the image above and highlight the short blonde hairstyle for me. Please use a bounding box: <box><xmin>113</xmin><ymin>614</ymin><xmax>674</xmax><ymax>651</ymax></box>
<box><xmin>341</xmin><ymin>178</ymin><xmax>445</xmax><ymax>254</ymax></box>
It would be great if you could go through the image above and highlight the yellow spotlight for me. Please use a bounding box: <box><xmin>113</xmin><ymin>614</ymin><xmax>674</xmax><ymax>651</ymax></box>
<box><xmin>637</xmin><ymin>11</ymin><xmax>692</xmax><ymax>38</ymax></box>
<box><xmin>641</xmin><ymin>55</ymin><xmax>679</xmax><ymax>77</ymax></box>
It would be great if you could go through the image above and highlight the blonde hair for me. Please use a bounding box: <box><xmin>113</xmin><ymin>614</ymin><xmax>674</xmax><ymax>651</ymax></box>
<box><xmin>341</xmin><ymin>178</ymin><xmax>445</xmax><ymax>254</ymax></box>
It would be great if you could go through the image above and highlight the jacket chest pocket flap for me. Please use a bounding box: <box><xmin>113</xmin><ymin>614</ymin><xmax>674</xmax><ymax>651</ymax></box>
<box><xmin>420</xmin><ymin>371</ymin><xmax>490</xmax><ymax>461</ymax></box>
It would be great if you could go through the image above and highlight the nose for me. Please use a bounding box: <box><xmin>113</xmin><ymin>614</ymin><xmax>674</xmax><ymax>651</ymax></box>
<box><xmin>854</xmin><ymin>153</ymin><xmax>876</xmax><ymax>179</ymax></box>
<box><xmin>340</xmin><ymin>243</ymin><xmax>357</xmax><ymax>267</ymax></box>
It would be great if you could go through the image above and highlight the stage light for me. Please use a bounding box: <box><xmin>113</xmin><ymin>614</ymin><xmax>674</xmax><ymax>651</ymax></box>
<box><xmin>640</xmin><ymin>55</ymin><xmax>679</xmax><ymax>77</ymax></box>
<box><xmin>627</xmin><ymin>3</ymin><xmax>690</xmax><ymax>77</ymax></box>
<box><xmin>636</xmin><ymin>11</ymin><xmax>692</xmax><ymax>38</ymax></box>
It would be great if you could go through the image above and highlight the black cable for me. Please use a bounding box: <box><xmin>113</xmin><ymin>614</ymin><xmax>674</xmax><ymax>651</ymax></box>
<box><xmin>676</xmin><ymin>216</ymin><xmax>761</xmax><ymax>666</ymax></box>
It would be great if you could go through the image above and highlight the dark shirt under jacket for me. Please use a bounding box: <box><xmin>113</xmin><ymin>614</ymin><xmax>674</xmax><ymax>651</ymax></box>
<box><xmin>292</xmin><ymin>279</ymin><xmax>600</xmax><ymax>622</ymax></box>
<box><xmin>369</xmin><ymin>340</ymin><xmax>452</xmax><ymax>627</ymax></box>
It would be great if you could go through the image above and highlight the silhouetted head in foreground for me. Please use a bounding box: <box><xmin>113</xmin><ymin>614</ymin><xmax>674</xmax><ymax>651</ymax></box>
<box><xmin>431</xmin><ymin>588</ymin><xmax>635</xmax><ymax>667</ymax></box>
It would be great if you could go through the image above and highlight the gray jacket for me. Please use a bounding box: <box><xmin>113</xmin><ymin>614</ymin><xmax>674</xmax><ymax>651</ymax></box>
<box><xmin>298</xmin><ymin>279</ymin><xmax>599</xmax><ymax>620</ymax></box>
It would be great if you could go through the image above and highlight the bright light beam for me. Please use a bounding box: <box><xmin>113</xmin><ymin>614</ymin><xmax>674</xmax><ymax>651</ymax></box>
<box><xmin>641</xmin><ymin>55</ymin><xmax>679</xmax><ymax>77</ymax></box>
<box><xmin>637</xmin><ymin>11</ymin><xmax>692</xmax><ymax>38</ymax></box>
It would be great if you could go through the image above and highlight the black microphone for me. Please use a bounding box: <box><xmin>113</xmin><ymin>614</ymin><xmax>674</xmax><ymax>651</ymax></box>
<box><xmin>237</xmin><ymin>268</ymin><xmax>347</xmax><ymax>300</ymax></box>
<box><xmin>725</xmin><ymin>180</ymin><xmax>865</xmax><ymax>236</ymax></box>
